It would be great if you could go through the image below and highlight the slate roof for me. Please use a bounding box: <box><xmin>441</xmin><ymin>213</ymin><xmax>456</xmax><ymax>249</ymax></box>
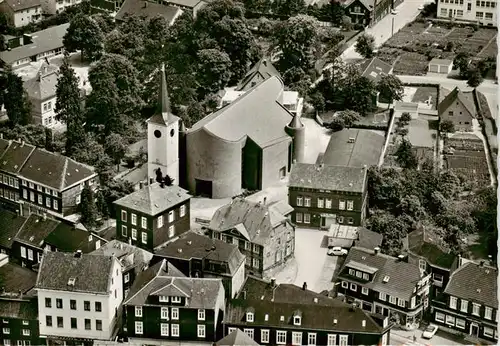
<box><xmin>407</xmin><ymin>227</ymin><xmax>456</xmax><ymax>269</ymax></box>
<box><xmin>437</xmin><ymin>87</ymin><xmax>476</xmax><ymax>117</ymax></box>
<box><xmin>339</xmin><ymin>247</ymin><xmax>423</xmax><ymax>300</ymax></box>
<box><xmin>44</xmin><ymin>223</ymin><xmax>104</xmax><ymax>253</ymax></box>
<box><xmin>0</xmin><ymin>262</ymin><xmax>38</xmax><ymax>294</ymax></box>
<box><xmin>217</xmin><ymin>328</ymin><xmax>260</xmax><ymax>346</ymax></box>
<box><xmin>288</xmin><ymin>163</ymin><xmax>367</xmax><ymax>193</ymax></box>
<box><xmin>236</xmin><ymin>58</ymin><xmax>281</xmax><ymax>91</ymax></box>
<box><xmin>115</xmin><ymin>0</ymin><xmax>181</xmax><ymax>23</ymax></box>
<box><xmin>189</xmin><ymin>76</ymin><xmax>293</xmax><ymax>148</ymax></box>
<box><xmin>19</xmin><ymin>147</ymin><xmax>96</xmax><ymax>190</ymax></box>
<box><xmin>23</xmin><ymin>64</ymin><xmax>59</xmax><ymax>101</ymax></box>
<box><xmin>0</xmin><ymin>139</ymin><xmax>11</xmax><ymax>155</ymax></box>
<box><xmin>147</xmin><ymin>64</ymin><xmax>179</xmax><ymax>127</ymax></box>
<box><xmin>344</xmin><ymin>0</ymin><xmax>374</xmax><ymax>11</ymax></box>
<box><xmin>208</xmin><ymin>198</ymin><xmax>292</xmax><ymax>246</ymax></box>
<box><xmin>3</xmin><ymin>0</ymin><xmax>41</xmax><ymax>11</ymax></box>
<box><xmin>355</xmin><ymin>227</ymin><xmax>383</xmax><ymax>249</ymax></box>
<box><xmin>0</xmin><ymin>300</ymin><xmax>38</xmax><ymax>320</ymax></box>
<box><xmin>92</xmin><ymin>240</ymin><xmax>153</xmax><ymax>273</ymax></box>
<box><xmin>444</xmin><ymin>262</ymin><xmax>497</xmax><ymax>308</ymax></box>
<box><xmin>322</xmin><ymin>129</ymin><xmax>385</xmax><ymax>168</ymax></box>
<box><xmin>155</xmin><ymin>231</ymin><xmax>245</xmax><ymax>275</ymax></box>
<box><xmin>355</xmin><ymin>57</ymin><xmax>393</xmax><ymax>84</ymax></box>
<box><xmin>0</xmin><ymin>24</ymin><xmax>69</xmax><ymax>65</ymax></box>
<box><xmin>0</xmin><ymin>141</ymin><xmax>35</xmax><ymax>174</ymax></box>
<box><xmin>0</xmin><ymin>209</ymin><xmax>27</xmax><ymax>250</ymax></box>
<box><xmin>14</xmin><ymin>214</ymin><xmax>59</xmax><ymax>249</ymax></box>
<box><xmin>113</xmin><ymin>182</ymin><xmax>190</xmax><ymax>216</ymax></box>
<box><xmin>36</xmin><ymin>252</ymin><xmax>116</xmax><ymax>294</ymax></box>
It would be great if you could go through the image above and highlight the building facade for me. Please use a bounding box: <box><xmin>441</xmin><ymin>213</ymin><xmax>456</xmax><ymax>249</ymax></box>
<box><xmin>437</xmin><ymin>0</ymin><xmax>497</xmax><ymax>26</ymax></box>
<box><xmin>438</xmin><ymin>87</ymin><xmax>476</xmax><ymax>132</ymax></box>
<box><xmin>0</xmin><ymin>299</ymin><xmax>41</xmax><ymax>346</ymax></box>
<box><xmin>0</xmin><ymin>0</ymin><xmax>42</xmax><ymax>27</ymax></box>
<box><xmin>41</xmin><ymin>0</ymin><xmax>84</xmax><ymax>14</ymax></box>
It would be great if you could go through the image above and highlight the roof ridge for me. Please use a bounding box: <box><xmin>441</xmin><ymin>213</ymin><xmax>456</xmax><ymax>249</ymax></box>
<box><xmin>60</xmin><ymin>157</ymin><xmax>69</xmax><ymax>190</ymax></box>
<box><xmin>123</xmin><ymin>260</ymin><xmax>164</xmax><ymax>305</ymax></box>
<box><xmin>17</xmin><ymin>145</ymin><xmax>36</xmax><ymax>173</ymax></box>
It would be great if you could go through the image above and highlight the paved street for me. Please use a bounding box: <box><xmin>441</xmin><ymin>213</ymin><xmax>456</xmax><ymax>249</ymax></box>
<box><xmin>390</xmin><ymin>328</ymin><xmax>469</xmax><ymax>346</ymax></box>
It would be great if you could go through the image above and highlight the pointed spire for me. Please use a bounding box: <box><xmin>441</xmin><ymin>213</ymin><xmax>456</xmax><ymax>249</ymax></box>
<box><xmin>179</xmin><ymin>121</ymin><xmax>186</xmax><ymax>133</ymax></box>
<box><xmin>159</xmin><ymin>64</ymin><xmax>172</xmax><ymax>115</ymax></box>
<box><xmin>288</xmin><ymin>113</ymin><xmax>303</xmax><ymax>128</ymax></box>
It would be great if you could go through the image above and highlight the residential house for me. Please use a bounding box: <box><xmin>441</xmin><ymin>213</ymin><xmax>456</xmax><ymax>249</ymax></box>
<box><xmin>355</xmin><ymin>57</ymin><xmax>393</xmax><ymax>84</ymax></box>
<box><xmin>431</xmin><ymin>261</ymin><xmax>497</xmax><ymax>343</ymax></box>
<box><xmin>335</xmin><ymin>247</ymin><xmax>431</xmax><ymax>330</ymax></box>
<box><xmin>404</xmin><ymin>227</ymin><xmax>458</xmax><ymax>298</ymax></box>
<box><xmin>123</xmin><ymin>259</ymin><xmax>225</xmax><ymax>343</ymax></box>
<box><xmin>156</xmin><ymin>0</ymin><xmax>209</xmax><ymax>17</ymax></box>
<box><xmin>36</xmin><ymin>252</ymin><xmax>123</xmax><ymax>345</ymax></box>
<box><xmin>0</xmin><ymin>209</ymin><xmax>27</xmax><ymax>255</ymax></box>
<box><xmin>90</xmin><ymin>0</ymin><xmax>124</xmax><ymax>14</ymax></box>
<box><xmin>0</xmin><ymin>24</ymin><xmax>69</xmax><ymax>68</ymax></box>
<box><xmin>92</xmin><ymin>240</ymin><xmax>156</xmax><ymax>298</ymax></box>
<box><xmin>204</xmin><ymin>198</ymin><xmax>295</xmax><ymax>278</ymax></box>
<box><xmin>216</xmin><ymin>328</ymin><xmax>259</xmax><ymax>346</ymax></box>
<box><xmin>326</xmin><ymin>225</ymin><xmax>382</xmax><ymax>249</ymax></box>
<box><xmin>437</xmin><ymin>0</ymin><xmax>497</xmax><ymax>27</ymax></box>
<box><xmin>41</xmin><ymin>0</ymin><xmax>84</xmax><ymax>14</ymax></box>
<box><xmin>288</xmin><ymin>163</ymin><xmax>369</xmax><ymax>228</ymax></box>
<box><xmin>438</xmin><ymin>87</ymin><xmax>476</xmax><ymax>132</ymax></box>
<box><xmin>0</xmin><ymin>253</ymin><xmax>38</xmax><ymax>298</ymax></box>
<box><xmin>428</xmin><ymin>58</ymin><xmax>454</xmax><ymax>75</ymax></box>
<box><xmin>343</xmin><ymin>0</ymin><xmax>397</xmax><ymax>26</ymax></box>
<box><xmin>354</xmin><ymin>227</ymin><xmax>383</xmax><ymax>250</ymax></box>
<box><xmin>43</xmin><ymin>222</ymin><xmax>105</xmax><ymax>254</ymax></box>
<box><xmin>113</xmin><ymin>182</ymin><xmax>191</xmax><ymax>251</ymax></box>
<box><xmin>0</xmin><ymin>0</ymin><xmax>42</xmax><ymax>28</ymax></box>
<box><xmin>115</xmin><ymin>0</ymin><xmax>183</xmax><ymax>24</ymax></box>
<box><xmin>224</xmin><ymin>276</ymin><xmax>392</xmax><ymax>346</ymax></box>
<box><xmin>23</xmin><ymin>63</ymin><xmax>64</xmax><ymax>129</ymax></box>
<box><xmin>154</xmin><ymin>230</ymin><xmax>246</xmax><ymax>298</ymax></box>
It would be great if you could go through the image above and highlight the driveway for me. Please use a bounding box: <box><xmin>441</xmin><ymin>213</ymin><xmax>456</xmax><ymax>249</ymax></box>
<box><xmin>390</xmin><ymin>327</ymin><xmax>469</xmax><ymax>346</ymax></box>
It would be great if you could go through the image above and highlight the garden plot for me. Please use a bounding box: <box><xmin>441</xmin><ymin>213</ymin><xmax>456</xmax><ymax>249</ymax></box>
<box><xmin>408</xmin><ymin>114</ymin><xmax>438</xmax><ymax>148</ymax></box>
<box><xmin>393</xmin><ymin>52</ymin><xmax>430</xmax><ymax>75</ymax></box>
<box><xmin>411</xmin><ymin>86</ymin><xmax>439</xmax><ymax>110</ymax></box>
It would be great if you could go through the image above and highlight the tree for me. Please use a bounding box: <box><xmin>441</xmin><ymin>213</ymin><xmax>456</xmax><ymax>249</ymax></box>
<box><xmin>282</xmin><ymin>67</ymin><xmax>312</xmax><ymax>97</ymax></box>
<box><xmin>342</xmin><ymin>75</ymin><xmax>376</xmax><ymax>115</ymax></box>
<box><xmin>377</xmin><ymin>74</ymin><xmax>404</xmax><ymax>106</ymax></box>
<box><xmin>95</xmin><ymin>190</ymin><xmax>109</xmax><ymax>219</ymax></box>
<box><xmin>400</xmin><ymin>112</ymin><xmax>411</xmax><ymax>124</ymax></box>
<box><xmin>467</xmin><ymin>68</ymin><xmax>483</xmax><ymax>88</ymax></box>
<box><xmin>453</xmin><ymin>51</ymin><xmax>470</xmax><ymax>79</ymax></box>
<box><xmin>440</xmin><ymin>119</ymin><xmax>455</xmax><ymax>135</ymax></box>
<box><xmin>395</xmin><ymin>139</ymin><xmax>418</xmax><ymax>169</ymax></box>
<box><xmin>328</xmin><ymin>0</ymin><xmax>345</xmax><ymax>26</ymax></box>
<box><xmin>309</xmin><ymin>91</ymin><xmax>326</xmax><ymax>113</ymax></box>
<box><xmin>79</xmin><ymin>185</ymin><xmax>98</xmax><ymax>229</ymax></box>
<box><xmin>355</xmin><ymin>33</ymin><xmax>375</xmax><ymax>59</ymax></box>
<box><xmin>63</xmin><ymin>13</ymin><xmax>104</xmax><ymax>62</ymax></box>
<box><xmin>196</xmin><ymin>49</ymin><xmax>232</xmax><ymax>93</ymax></box>
<box><xmin>100</xmin><ymin>179</ymin><xmax>134</xmax><ymax>216</ymax></box>
<box><xmin>337</xmin><ymin>110</ymin><xmax>360</xmax><ymax>127</ymax></box>
<box><xmin>274</xmin><ymin>0</ymin><xmax>306</xmax><ymax>17</ymax></box>
<box><xmin>341</xmin><ymin>15</ymin><xmax>353</xmax><ymax>30</ymax></box>
<box><xmin>55</xmin><ymin>53</ymin><xmax>85</xmax><ymax>155</ymax></box>
<box><xmin>104</xmin><ymin>133</ymin><xmax>128</xmax><ymax>171</ymax></box>
<box><xmin>3</xmin><ymin>69</ymin><xmax>32</xmax><ymax>125</ymax></box>
<box><xmin>92</xmin><ymin>13</ymin><xmax>115</xmax><ymax>34</ymax></box>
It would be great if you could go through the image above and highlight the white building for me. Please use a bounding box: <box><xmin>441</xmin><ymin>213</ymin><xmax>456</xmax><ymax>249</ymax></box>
<box><xmin>437</xmin><ymin>0</ymin><xmax>497</xmax><ymax>26</ymax></box>
<box><xmin>41</xmin><ymin>0</ymin><xmax>83</xmax><ymax>15</ymax></box>
<box><xmin>0</xmin><ymin>0</ymin><xmax>43</xmax><ymax>27</ymax></box>
<box><xmin>36</xmin><ymin>251</ymin><xmax>123</xmax><ymax>344</ymax></box>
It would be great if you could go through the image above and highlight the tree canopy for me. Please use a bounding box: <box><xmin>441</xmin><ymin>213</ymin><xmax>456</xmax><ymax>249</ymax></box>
<box><xmin>355</xmin><ymin>33</ymin><xmax>375</xmax><ymax>58</ymax></box>
<box><xmin>63</xmin><ymin>13</ymin><xmax>104</xmax><ymax>62</ymax></box>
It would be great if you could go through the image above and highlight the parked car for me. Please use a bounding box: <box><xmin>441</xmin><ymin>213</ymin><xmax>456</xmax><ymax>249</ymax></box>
<box><xmin>422</xmin><ymin>324</ymin><xmax>438</xmax><ymax>339</ymax></box>
<box><xmin>327</xmin><ymin>247</ymin><xmax>348</xmax><ymax>256</ymax></box>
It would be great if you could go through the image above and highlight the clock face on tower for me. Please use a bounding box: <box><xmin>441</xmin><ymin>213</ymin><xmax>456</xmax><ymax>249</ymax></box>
<box><xmin>154</xmin><ymin>130</ymin><xmax>162</xmax><ymax>138</ymax></box>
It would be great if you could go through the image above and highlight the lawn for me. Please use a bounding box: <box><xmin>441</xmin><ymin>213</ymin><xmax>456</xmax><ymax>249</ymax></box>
<box><xmin>411</xmin><ymin>86</ymin><xmax>439</xmax><ymax>109</ymax></box>
<box><xmin>407</xmin><ymin>115</ymin><xmax>438</xmax><ymax>148</ymax></box>
<box><xmin>353</xmin><ymin>109</ymin><xmax>390</xmax><ymax>128</ymax></box>
<box><xmin>392</xmin><ymin>52</ymin><xmax>430</xmax><ymax>76</ymax></box>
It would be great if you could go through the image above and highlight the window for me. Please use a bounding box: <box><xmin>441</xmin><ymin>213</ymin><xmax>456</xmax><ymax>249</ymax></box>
<box><xmin>135</xmin><ymin>321</ymin><xmax>143</xmax><ymax>335</ymax></box>
<box><xmin>355</xmin><ymin>271</ymin><xmax>362</xmax><ymax>278</ymax></box>
<box><xmin>135</xmin><ymin>306</ymin><xmax>142</xmax><ymax>317</ymax></box>
<box><xmin>30</xmin><ymin>191</ymin><xmax>34</xmax><ymax>202</ymax></box>
<box><xmin>317</xmin><ymin>198</ymin><xmax>324</xmax><ymax>208</ymax></box>
<box><xmin>70</xmin><ymin>300</ymin><xmax>76</xmax><ymax>310</ymax></box>
<box><xmin>171</xmin><ymin>324</ymin><xmax>180</xmax><ymax>337</ymax></box>
<box><xmin>349</xmin><ymin>268</ymin><xmax>355</xmax><ymax>275</ymax></box>
<box><xmin>180</xmin><ymin>205</ymin><xmax>186</xmax><ymax>217</ymax></box>
<box><xmin>157</xmin><ymin>215</ymin><xmax>163</xmax><ymax>228</ymax></box>
<box><xmin>445</xmin><ymin>315</ymin><xmax>455</xmax><ymax>326</ymax></box>
<box><xmin>325</xmin><ymin>198</ymin><xmax>332</xmax><ymax>208</ymax></box>
<box><xmin>132</xmin><ymin>229</ymin><xmax>137</xmax><ymax>240</ymax></box>
<box><xmin>456</xmin><ymin>318</ymin><xmax>465</xmax><ymax>329</ymax></box>
<box><xmin>261</xmin><ymin>329</ymin><xmax>270</xmax><ymax>343</ymax></box>
<box><xmin>141</xmin><ymin>232</ymin><xmax>147</xmax><ymax>244</ymax></box>
<box><xmin>171</xmin><ymin>307</ymin><xmax>179</xmax><ymax>319</ymax></box>
<box><xmin>2</xmin><ymin>328</ymin><xmax>9</xmax><ymax>334</ymax></box>
<box><xmin>379</xmin><ymin>292</ymin><xmax>386</xmax><ymax>301</ymax></box>
<box><xmin>57</xmin><ymin>317</ymin><xmax>63</xmax><ymax>328</ymax></box>
<box><xmin>485</xmin><ymin>307</ymin><xmax>493</xmax><ymax>319</ymax></box>
<box><xmin>45</xmin><ymin>197</ymin><xmax>50</xmax><ymax>208</ymax></box>
<box><xmin>457</xmin><ymin>9</ymin><xmax>463</xmax><ymax>15</ymax></box>
<box><xmin>460</xmin><ymin>300</ymin><xmax>468</xmax><ymax>312</ymax></box>
<box><xmin>160</xmin><ymin>323</ymin><xmax>169</xmax><ymax>336</ymax></box>
<box><xmin>253</xmin><ymin>244</ymin><xmax>260</xmax><ymax>253</ymax></box>
<box><xmin>389</xmin><ymin>296</ymin><xmax>397</xmax><ymax>304</ymax></box>
<box><xmin>23</xmin><ymin>189</ymin><xmax>27</xmax><ymax>199</ymax></box>
<box><xmin>339</xmin><ymin>200</ymin><xmax>346</xmax><ymax>210</ymax></box>
<box><xmin>159</xmin><ymin>296</ymin><xmax>169</xmax><ymax>302</ymax></box>
<box><xmin>296</xmin><ymin>197</ymin><xmax>303</xmax><ymax>206</ymax></box>
<box><xmin>121</xmin><ymin>210</ymin><xmax>127</xmax><ymax>222</ymax></box>
<box><xmin>122</xmin><ymin>225</ymin><xmax>127</xmax><ymax>237</ymax></box>
<box><xmin>20</xmin><ymin>247</ymin><xmax>26</xmax><ymax>259</ymax></box>
<box><xmin>485</xmin><ymin>12</ymin><xmax>493</xmax><ymax>19</ymax></box>
<box><xmin>46</xmin><ymin>316</ymin><xmax>52</xmax><ymax>327</ymax></box>
<box><xmin>243</xmin><ymin>328</ymin><xmax>253</xmax><ymax>339</ymax></box>
<box><xmin>276</xmin><ymin>330</ymin><xmax>287</xmax><ymax>344</ymax></box>
<box><xmin>85</xmin><ymin>319</ymin><xmax>91</xmax><ymax>330</ymax></box>
<box><xmin>341</xmin><ymin>281</ymin><xmax>348</xmax><ymax>288</ymax></box>
<box><xmin>198</xmin><ymin>309</ymin><xmax>205</xmax><ymax>321</ymax></box>
<box><xmin>472</xmin><ymin>303</ymin><xmax>480</xmax><ymax>316</ymax></box>
<box><xmin>304</xmin><ymin>213</ymin><xmax>311</xmax><ymax>224</ymax></box>
<box><xmin>419</xmin><ymin>259</ymin><xmax>426</xmax><ymax>271</ymax></box>
<box><xmin>96</xmin><ymin>320</ymin><xmax>102</xmax><ymax>331</ymax></box>
<box><xmin>161</xmin><ymin>307</ymin><xmax>169</xmax><ymax>319</ymax></box>
<box><xmin>70</xmin><ymin>318</ymin><xmax>77</xmax><ymax>329</ymax></box>
<box><xmin>476</xmin><ymin>11</ymin><xmax>483</xmax><ymax>18</ymax></box>
<box><xmin>346</xmin><ymin>200</ymin><xmax>354</xmax><ymax>210</ymax></box>
<box><xmin>172</xmin><ymin>296</ymin><xmax>181</xmax><ymax>303</ymax></box>
<box><xmin>38</xmin><ymin>195</ymin><xmax>42</xmax><ymax>205</ymax></box>
<box><xmin>56</xmin><ymin>299</ymin><xmax>62</xmax><ymax>309</ymax></box>
<box><xmin>292</xmin><ymin>332</ymin><xmax>302</xmax><ymax>345</ymax></box>
<box><xmin>95</xmin><ymin>302</ymin><xmax>102</xmax><ymax>312</ymax></box>
<box><xmin>450</xmin><ymin>296</ymin><xmax>457</xmax><ymax>309</ymax></box>
<box><xmin>124</xmin><ymin>273</ymin><xmax>130</xmax><ymax>283</ymax></box>
<box><xmin>484</xmin><ymin>327</ymin><xmax>494</xmax><ymax>338</ymax></box>
<box><xmin>350</xmin><ymin>283</ymin><xmax>357</xmax><ymax>291</ymax></box>
<box><xmin>398</xmin><ymin>298</ymin><xmax>405</xmax><ymax>307</ymax></box>
<box><xmin>253</xmin><ymin>258</ymin><xmax>260</xmax><ymax>268</ymax></box>
<box><xmin>53</xmin><ymin>200</ymin><xmax>58</xmax><ymax>210</ymax></box>
<box><xmin>141</xmin><ymin>217</ymin><xmax>147</xmax><ymax>229</ymax></box>
<box><xmin>435</xmin><ymin>312</ymin><xmax>445</xmax><ymax>322</ymax></box>
<box><xmin>308</xmin><ymin>333</ymin><xmax>317</xmax><ymax>345</ymax></box>
<box><xmin>168</xmin><ymin>210</ymin><xmax>174</xmax><ymax>222</ymax></box>
<box><xmin>339</xmin><ymin>335</ymin><xmax>348</xmax><ymax>346</ymax></box>
<box><xmin>362</xmin><ymin>287</ymin><xmax>369</xmax><ymax>295</ymax></box>
<box><xmin>304</xmin><ymin>197</ymin><xmax>311</xmax><ymax>207</ymax></box>
<box><xmin>76</xmin><ymin>195</ymin><xmax>81</xmax><ymax>204</ymax></box>
<box><xmin>296</xmin><ymin>213</ymin><xmax>303</xmax><ymax>223</ymax></box>
<box><xmin>84</xmin><ymin>301</ymin><xmax>90</xmax><ymax>311</ymax></box>
<box><xmin>131</xmin><ymin>214</ymin><xmax>137</xmax><ymax>225</ymax></box>
<box><xmin>362</xmin><ymin>273</ymin><xmax>369</xmax><ymax>280</ymax></box>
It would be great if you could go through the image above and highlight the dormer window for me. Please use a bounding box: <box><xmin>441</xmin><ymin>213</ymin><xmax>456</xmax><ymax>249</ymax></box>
<box><xmin>159</xmin><ymin>296</ymin><xmax>169</xmax><ymax>303</ymax></box>
<box><xmin>246</xmin><ymin>312</ymin><xmax>254</xmax><ymax>322</ymax></box>
<box><xmin>171</xmin><ymin>296</ymin><xmax>181</xmax><ymax>303</ymax></box>
<box><xmin>293</xmin><ymin>316</ymin><xmax>301</xmax><ymax>326</ymax></box>
<box><xmin>280</xmin><ymin>315</ymin><xmax>285</xmax><ymax>322</ymax></box>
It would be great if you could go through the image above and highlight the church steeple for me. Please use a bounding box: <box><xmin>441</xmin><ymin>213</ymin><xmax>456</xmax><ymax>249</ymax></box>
<box><xmin>150</xmin><ymin>64</ymin><xmax>176</xmax><ymax>126</ymax></box>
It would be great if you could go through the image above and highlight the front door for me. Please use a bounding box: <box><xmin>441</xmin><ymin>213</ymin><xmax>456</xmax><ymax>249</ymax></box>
<box><xmin>470</xmin><ymin>323</ymin><xmax>479</xmax><ymax>337</ymax></box>
<box><xmin>320</xmin><ymin>217</ymin><xmax>326</xmax><ymax>228</ymax></box>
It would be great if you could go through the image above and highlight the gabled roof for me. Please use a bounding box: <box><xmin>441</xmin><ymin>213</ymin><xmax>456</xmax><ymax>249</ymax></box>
<box><xmin>0</xmin><ymin>262</ymin><xmax>38</xmax><ymax>294</ymax></box>
<box><xmin>92</xmin><ymin>240</ymin><xmax>153</xmax><ymax>273</ymax></box>
<box><xmin>216</xmin><ymin>328</ymin><xmax>260</xmax><ymax>346</ymax></box>
<box><xmin>155</xmin><ymin>231</ymin><xmax>245</xmax><ymax>275</ymax></box>
<box><xmin>355</xmin><ymin>57</ymin><xmax>393</xmax><ymax>84</ymax></box>
<box><xmin>14</xmin><ymin>214</ymin><xmax>59</xmax><ymax>249</ymax></box>
<box><xmin>0</xmin><ymin>141</ymin><xmax>35</xmax><ymax>174</ymax></box>
<box><xmin>0</xmin><ymin>209</ymin><xmax>27</xmax><ymax>250</ymax></box>
<box><xmin>355</xmin><ymin>227</ymin><xmax>383</xmax><ymax>249</ymax></box>
<box><xmin>3</xmin><ymin>0</ymin><xmax>41</xmax><ymax>11</ymax></box>
<box><xmin>36</xmin><ymin>252</ymin><xmax>116</xmax><ymax>294</ymax></box>
<box><xmin>44</xmin><ymin>223</ymin><xmax>104</xmax><ymax>254</ymax></box>
<box><xmin>288</xmin><ymin>163</ymin><xmax>367</xmax><ymax>193</ymax></box>
<box><xmin>236</xmin><ymin>58</ymin><xmax>281</xmax><ymax>91</ymax></box>
<box><xmin>115</xmin><ymin>0</ymin><xmax>182</xmax><ymax>23</ymax></box>
<box><xmin>438</xmin><ymin>87</ymin><xmax>476</xmax><ymax>117</ymax></box>
<box><xmin>444</xmin><ymin>262</ymin><xmax>497</xmax><ymax>308</ymax></box>
<box><xmin>344</xmin><ymin>0</ymin><xmax>374</xmax><ymax>11</ymax></box>
<box><xmin>407</xmin><ymin>227</ymin><xmax>456</xmax><ymax>269</ymax></box>
<box><xmin>339</xmin><ymin>247</ymin><xmax>423</xmax><ymax>300</ymax></box>
<box><xmin>23</xmin><ymin>63</ymin><xmax>59</xmax><ymax>101</ymax></box>
<box><xmin>113</xmin><ymin>182</ymin><xmax>191</xmax><ymax>216</ymax></box>
<box><xmin>208</xmin><ymin>198</ymin><xmax>291</xmax><ymax>246</ymax></box>
<box><xmin>189</xmin><ymin>76</ymin><xmax>293</xmax><ymax>148</ymax></box>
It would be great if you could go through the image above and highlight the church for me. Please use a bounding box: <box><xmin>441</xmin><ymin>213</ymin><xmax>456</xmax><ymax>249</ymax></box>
<box><xmin>147</xmin><ymin>64</ymin><xmax>306</xmax><ymax>199</ymax></box>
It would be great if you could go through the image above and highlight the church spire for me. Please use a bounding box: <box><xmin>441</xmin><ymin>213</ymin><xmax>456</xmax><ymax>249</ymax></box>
<box><xmin>159</xmin><ymin>63</ymin><xmax>173</xmax><ymax>121</ymax></box>
<box><xmin>287</xmin><ymin>112</ymin><xmax>303</xmax><ymax>129</ymax></box>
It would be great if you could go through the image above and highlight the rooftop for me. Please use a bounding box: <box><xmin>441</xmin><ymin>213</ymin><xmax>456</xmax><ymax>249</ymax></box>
<box><xmin>23</xmin><ymin>63</ymin><xmax>59</xmax><ymax>101</ymax></box>
<box><xmin>216</xmin><ymin>328</ymin><xmax>260</xmax><ymax>346</ymax></box>
<box><xmin>92</xmin><ymin>240</ymin><xmax>153</xmax><ymax>273</ymax></box>
<box><xmin>0</xmin><ymin>209</ymin><xmax>27</xmax><ymax>250</ymax></box>
<box><xmin>115</xmin><ymin>0</ymin><xmax>181</xmax><ymax>23</ymax></box>
<box><xmin>288</xmin><ymin>163</ymin><xmax>367</xmax><ymax>193</ymax></box>
<box><xmin>236</xmin><ymin>58</ymin><xmax>281</xmax><ymax>91</ymax></box>
<box><xmin>355</xmin><ymin>57</ymin><xmax>392</xmax><ymax>84</ymax></box>
<box><xmin>407</xmin><ymin>227</ymin><xmax>456</xmax><ymax>269</ymax></box>
<box><xmin>3</xmin><ymin>0</ymin><xmax>41</xmax><ymax>11</ymax></box>
<box><xmin>0</xmin><ymin>300</ymin><xmax>38</xmax><ymax>320</ymax></box>
<box><xmin>355</xmin><ymin>227</ymin><xmax>383</xmax><ymax>250</ymax></box>
<box><xmin>14</xmin><ymin>214</ymin><xmax>59</xmax><ymax>249</ymax></box>
<box><xmin>0</xmin><ymin>139</ymin><xmax>35</xmax><ymax>174</ymax></box>
<box><xmin>44</xmin><ymin>223</ymin><xmax>104</xmax><ymax>254</ymax></box>
<box><xmin>0</xmin><ymin>262</ymin><xmax>38</xmax><ymax>295</ymax></box>
<box><xmin>438</xmin><ymin>87</ymin><xmax>476</xmax><ymax>117</ymax></box>
<box><xmin>113</xmin><ymin>182</ymin><xmax>191</xmax><ymax>216</ymax></box>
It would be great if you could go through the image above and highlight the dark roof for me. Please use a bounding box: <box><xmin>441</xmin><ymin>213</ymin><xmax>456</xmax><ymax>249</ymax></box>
<box><xmin>44</xmin><ymin>223</ymin><xmax>104</xmax><ymax>253</ymax></box>
<box><xmin>113</xmin><ymin>183</ymin><xmax>191</xmax><ymax>216</ymax></box>
<box><xmin>147</xmin><ymin>64</ymin><xmax>179</xmax><ymax>126</ymax></box>
<box><xmin>0</xmin><ymin>300</ymin><xmax>38</xmax><ymax>320</ymax></box>
<box><xmin>23</xmin><ymin>64</ymin><xmax>59</xmax><ymax>101</ymax></box>
<box><xmin>0</xmin><ymin>139</ymin><xmax>10</xmax><ymax>156</ymax></box>
<box><xmin>36</xmin><ymin>252</ymin><xmax>116</xmax><ymax>294</ymax></box>
<box><xmin>407</xmin><ymin>227</ymin><xmax>456</xmax><ymax>269</ymax></box>
<box><xmin>236</xmin><ymin>58</ymin><xmax>281</xmax><ymax>91</ymax></box>
<box><xmin>321</xmin><ymin>129</ymin><xmax>385</xmax><ymax>168</ymax></box>
<box><xmin>0</xmin><ymin>209</ymin><xmax>27</xmax><ymax>250</ymax></box>
<box><xmin>0</xmin><ymin>262</ymin><xmax>38</xmax><ymax>294</ymax></box>
<box><xmin>288</xmin><ymin>163</ymin><xmax>367</xmax><ymax>193</ymax></box>
<box><xmin>14</xmin><ymin>214</ymin><xmax>59</xmax><ymax>249</ymax></box>
<box><xmin>437</xmin><ymin>87</ymin><xmax>476</xmax><ymax>117</ymax></box>
<box><xmin>19</xmin><ymin>147</ymin><xmax>96</xmax><ymax>190</ymax></box>
<box><xmin>354</xmin><ymin>227</ymin><xmax>383</xmax><ymax>249</ymax></box>
<box><xmin>115</xmin><ymin>0</ymin><xmax>181</xmax><ymax>22</ymax></box>
<box><xmin>208</xmin><ymin>198</ymin><xmax>292</xmax><ymax>246</ymax></box>
<box><xmin>216</xmin><ymin>328</ymin><xmax>260</xmax><ymax>346</ymax></box>
<box><xmin>0</xmin><ymin>141</ymin><xmax>35</xmax><ymax>174</ymax></box>
<box><xmin>344</xmin><ymin>0</ymin><xmax>374</xmax><ymax>11</ymax></box>
<box><xmin>355</xmin><ymin>57</ymin><xmax>393</xmax><ymax>84</ymax></box>
<box><xmin>3</xmin><ymin>0</ymin><xmax>41</xmax><ymax>11</ymax></box>
<box><xmin>92</xmin><ymin>240</ymin><xmax>153</xmax><ymax>273</ymax></box>
<box><xmin>339</xmin><ymin>247</ymin><xmax>423</xmax><ymax>300</ymax></box>
<box><xmin>444</xmin><ymin>262</ymin><xmax>497</xmax><ymax>308</ymax></box>
<box><xmin>155</xmin><ymin>231</ymin><xmax>245</xmax><ymax>275</ymax></box>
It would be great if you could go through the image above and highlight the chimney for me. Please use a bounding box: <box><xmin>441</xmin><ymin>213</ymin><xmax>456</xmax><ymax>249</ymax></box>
<box><xmin>139</xmin><ymin>181</ymin><xmax>144</xmax><ymax>190</ymax></box>
<box><xmin>262</xmin><ymin>59</ymin><xmax>267</xmax><ymax>66</ymax></box>
<box><xmin>242</xmin><ymin>290</ymin><xmax>247</xmax><ymax>299</ymax></box>
<box><xmin>374</xmin><ymin>247</ymin><xmax>380</xmax><ymax>255</ymax></box>
<box><xmin>149</xmin><ymin>177</ymin><xmax>154</xmax><ymax>184</ymax></box>
<box><xmin>302</xmin><ymin>282</ymin><xmax>307</xmax><ymax>291</ymax></box>
<box><xmin>18</xmin><ymin>290</ymin><xmax>23</xmax><ymax>299</ymax></box>
<box><xmin>270</xmin><ymin>278</ymin><xmax>276</xmax><ymax>287</ymax></box>
<box><xmin>143</xmin><ymin>0</ymin><xmax>147</xmax><ymax>7</ymax></box>
<box><xmin>74</xmin><ymin>250</ymin><xmax>82</xmax><ymax>258</ymax></box>
<box><xmin>362</xmin><ymin>320</ymin><xmax>366</xmax><ymax>327</ymax></box>
<box><xmin>163</xmin><ymin>259</ymin><xmax>168</xmax><ymax>273</ymax></box>
<box><xmin>263</xmin><ymin>197</ymin><xmax>267</xmax><ymax>205</ymax></box>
